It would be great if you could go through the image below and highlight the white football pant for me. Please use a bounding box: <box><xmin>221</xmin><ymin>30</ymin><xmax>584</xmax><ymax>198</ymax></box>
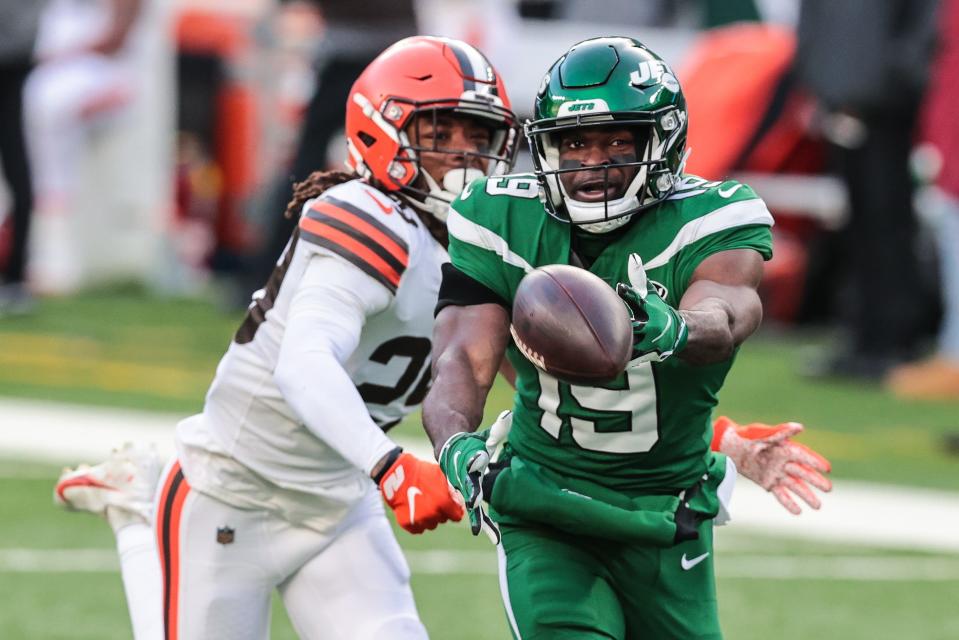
<box><xmin>156</xmin><ymin>460</ymin><xmax>428</xmax><ymax>640</ymax></box>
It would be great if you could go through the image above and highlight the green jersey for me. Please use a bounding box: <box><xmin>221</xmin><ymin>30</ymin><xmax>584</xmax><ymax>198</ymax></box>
<box><xmin>447</xmin><ymin>173</ymin><xmax>774</xmax><ymax>494</ymax></box>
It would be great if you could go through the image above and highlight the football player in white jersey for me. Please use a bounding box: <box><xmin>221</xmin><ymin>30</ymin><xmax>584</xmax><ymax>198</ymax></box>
<box><xmin>55</xmin><ymin>36</ymin><xmax>521</xmax><ymax>640</ymax></box>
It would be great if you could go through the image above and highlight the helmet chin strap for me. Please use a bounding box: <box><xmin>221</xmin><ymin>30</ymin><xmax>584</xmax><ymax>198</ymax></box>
<box><xmin>567</xmin><ymin>198</ymin><xmax>638</xmax><ymax>234</ymax></box>
<box><xmin>416</xmin><ymin>167</ymin><xmax>485</xmax><ymax>222</ymax></box>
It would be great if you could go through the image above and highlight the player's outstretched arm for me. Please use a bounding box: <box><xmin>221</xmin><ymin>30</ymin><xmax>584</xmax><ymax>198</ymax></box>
<box><xmin>424</xmin><ymin>302</ymin><xmax>511</xmax><ymax>539</ymax></box>
<box><xmin>615</xmin><ymin>249</ymin><xmax>764</xmax><ymax>366</ymax></box>
<box><xmin>712</xmin><ymin>416</ymin><xmax>833</xmax><ymax>515</ymax></box>
<box><xmin>275</xmin><ymin>255</ymin><xmax>464</xmax><ymax>534</ymax></box>
<box><xmin>677</xmin><ymin>249</ymin><xmax>765</xmax><ymax>365</ymax></box>
<box><xmin>424</xmin><ymin>303</ymin><xmax>511</xmax><ymax>457</ymax></box>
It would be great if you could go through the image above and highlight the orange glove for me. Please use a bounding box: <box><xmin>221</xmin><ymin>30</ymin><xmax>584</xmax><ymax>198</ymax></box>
<box><xmin>712</xmin><ymin>416</ymin><xmax>833</xmax><ymax>515</ymax></box>
<box><xmin>378</xmin><ymin>452</ymin><xmax>465</xmax><ymax>534</ymax></box>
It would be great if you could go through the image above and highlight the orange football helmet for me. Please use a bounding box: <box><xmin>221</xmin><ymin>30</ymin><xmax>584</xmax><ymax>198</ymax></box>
<box><xmin>345</xmin><ymin>36</ymin><xmax>519</xmax><ymax>219</ymax></box>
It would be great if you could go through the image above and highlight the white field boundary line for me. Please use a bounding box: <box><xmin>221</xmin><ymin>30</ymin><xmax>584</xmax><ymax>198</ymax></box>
<box><xmin>0</xmin><ymin>398</ymin><xmax>181</xmax><ymax>463</ymax></box>
<box><xmin>2</xmin><ymin>548</ymin><xmax>959</xmax><ymax>581</ymax></box>
<box><xmin>4</xmin><ymin>398</ymin><xmax>959</xmax><ymax>554</ymax></box>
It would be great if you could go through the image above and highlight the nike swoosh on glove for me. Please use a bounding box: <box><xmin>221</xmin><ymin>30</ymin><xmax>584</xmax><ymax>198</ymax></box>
<box><xmin>712</xmin><ymin>416</ymin><xmax>832</xmax><ymax>515</ymax></box>
<box><xmin>379</xmin><ymin>452</ymin><xmax>465</xmax><ymax>534</ymax></box>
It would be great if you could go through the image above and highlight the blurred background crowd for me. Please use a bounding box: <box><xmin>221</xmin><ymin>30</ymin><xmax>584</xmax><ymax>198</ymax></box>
<box><xmin>1</xmin><ymin>0</ymin><xmax>957</xmax><ymax>400</ymax></box>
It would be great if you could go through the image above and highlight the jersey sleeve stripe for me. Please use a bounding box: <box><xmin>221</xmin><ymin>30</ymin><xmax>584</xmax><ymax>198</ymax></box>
<box><xmin>299</xmin><ymin>217</ymin><xmax>402</xmax><ymax>292</ymax></box>
<box><xmin>304</xmin><ymin>203</ymin><xmax>408</xmax><ymax>276</ymax></box>
<box><xmin>315</xmin><ymin>195</ymin><xmax>410</xmax><ymax>258</ymax></box>
<box><xmin>644</xmin><ymin>199</ymin><xmax>774</xmax><ymax>270</ymax></box>
<box><xmin>448</xmin><ymin>206</ymin><xmax>534</xmax><ymax>273</ymax></box>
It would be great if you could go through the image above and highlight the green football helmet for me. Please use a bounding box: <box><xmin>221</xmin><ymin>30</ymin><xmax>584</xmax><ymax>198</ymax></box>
<box><xmin>526</xmin><ymin>37</ymin><xmax>688</xmax><ymax>233</ymax></box>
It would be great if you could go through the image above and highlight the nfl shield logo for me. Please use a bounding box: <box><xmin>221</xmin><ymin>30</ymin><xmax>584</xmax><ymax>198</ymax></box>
<box><xmin>216</xmin><ymin>526</ymin><xmax>235</xmax><ymax>545</ymax></box>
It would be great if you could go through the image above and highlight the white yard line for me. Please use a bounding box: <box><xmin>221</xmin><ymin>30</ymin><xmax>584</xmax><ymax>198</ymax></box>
<box><xmin>3</xmin><ymin>398</ymin><xmax>959</xmax><ymax>554</ymax></box>
<box><xmin>720</xmin><ymin>479</ymin><xmax>959</xmax><ymax>555</ymax></box>
<box><xmin>0</xmin><ymin>548</ymin><xmax>118</xmax><ymax>572</ymax></box>
<box><xmin>0</xmin><ymin>398</ymin><xmax>181</xmax><ymax>462</ymax></box>
<box><xmin>715</xmin><ymin>555</ymin><xmax>959</xmax><ymax>581</ymax></box>
<box><xmin>2</xmin><ymin>548</ymin><xmax>958</xmax><ymax>581</ymax></box>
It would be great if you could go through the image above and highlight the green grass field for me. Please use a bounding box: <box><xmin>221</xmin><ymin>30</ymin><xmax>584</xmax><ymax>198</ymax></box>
<box><xmin>2</xmin><ymin>290</ymin><xmax>959</xmax><ymax>638</ymax></box>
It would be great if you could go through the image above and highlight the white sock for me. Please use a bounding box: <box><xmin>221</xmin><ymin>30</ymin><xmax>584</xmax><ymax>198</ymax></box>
<box><xmin>115</xmin><ymin>523</ymin><xmax>164</xmax><ymax>640</ymax></box>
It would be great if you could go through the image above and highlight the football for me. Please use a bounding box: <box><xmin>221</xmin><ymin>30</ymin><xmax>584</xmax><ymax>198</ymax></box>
<box><xmin>510</xmin><ymin>264</ymin><xmax>633</xmax><ymax>385</ymax></box>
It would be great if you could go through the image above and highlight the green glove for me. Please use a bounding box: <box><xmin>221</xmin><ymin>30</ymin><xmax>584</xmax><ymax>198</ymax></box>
<box><xmin>615</xmin><ymin>253</ymin><xmax>688</xmax><ymax>363</ymax></box>
<box><xmin>438</xmin><ymin>411</ymin><xmax>512</xmax><ymax>544</ymax></box>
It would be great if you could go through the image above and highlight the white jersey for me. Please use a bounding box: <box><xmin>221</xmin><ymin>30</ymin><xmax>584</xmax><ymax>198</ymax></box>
<box><xmin>176</xmin><ymin>179</ymin><xmax>447</xmax><ymax>532</ymax></box>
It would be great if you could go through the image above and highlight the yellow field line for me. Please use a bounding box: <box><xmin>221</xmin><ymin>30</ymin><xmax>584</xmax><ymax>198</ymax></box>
<box><xmin>0</xmin><ymin>335</ymin><xmax>211</xmax><ymax>398</ymax></box>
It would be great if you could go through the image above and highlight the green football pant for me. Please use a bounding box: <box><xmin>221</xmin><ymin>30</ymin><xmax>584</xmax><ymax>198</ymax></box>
<box><xmin>497</xmin><ymin>519</ymin><xmax>720</xmax><ymax>640</ymax></box>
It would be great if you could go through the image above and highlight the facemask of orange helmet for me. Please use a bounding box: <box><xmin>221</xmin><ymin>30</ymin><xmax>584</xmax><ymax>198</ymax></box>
<box><xmin>345</xmin><ymin>36</ymin><xmax>519</xmax><ymax>221</ymax></box>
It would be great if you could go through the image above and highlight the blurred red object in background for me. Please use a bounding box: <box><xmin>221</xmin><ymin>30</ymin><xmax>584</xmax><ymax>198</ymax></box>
<box><xmin>680</xmin><ymin>23</ymin><xmax>822</xmax><ymax>179</ymax></box>
<box><xmin>679</xmin><ymin>23</ymin><xmax>828</xmax><ymax>323</ymax></box>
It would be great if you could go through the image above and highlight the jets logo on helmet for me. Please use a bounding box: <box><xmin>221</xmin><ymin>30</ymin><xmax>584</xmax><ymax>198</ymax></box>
<box><xmin>526</xmin><ymin>36</ymin><xmax>688</xmax><ymax>233</ymax></box>
<box><xmin>630</xmin><ymin>60</ymin><xmax>680</xmax><ymax>93</ymax></box>
<box><xmin>558</xmin><ymin>99</ymin><xmax>610</xmax><ymax>115</ymax></box>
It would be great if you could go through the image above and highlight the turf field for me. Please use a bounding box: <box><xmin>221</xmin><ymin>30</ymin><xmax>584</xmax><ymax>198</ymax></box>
<box><xmin>2</xmin><ymin>289</ymin><xmax>958</xmax><ymax>638</ymax></box>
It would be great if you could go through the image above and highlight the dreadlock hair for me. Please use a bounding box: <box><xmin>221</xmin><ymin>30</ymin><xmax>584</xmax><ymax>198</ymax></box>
<box><xmin>282</xmin><ymin>168</ymin><xmax>453</xmax><ymax>249</ymax></box>
<box><xmin>284</xmin><ymin>170</ymin><xmax>355</xmax><ymax>219</ymax></box>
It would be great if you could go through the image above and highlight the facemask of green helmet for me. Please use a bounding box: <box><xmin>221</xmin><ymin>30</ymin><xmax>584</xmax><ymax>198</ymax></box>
<box><xmin>526</xmin><ymin>37</ymin><xmax>688</xmax><ymax>233</ymax></box>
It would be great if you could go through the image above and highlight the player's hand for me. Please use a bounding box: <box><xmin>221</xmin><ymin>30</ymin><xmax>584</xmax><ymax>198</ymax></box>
<box><xmin>438</xmin><ymin>411</ymin><xmax>512</xmax><ymax>544</ymax></box>
<box><xmin>713</xmin><ymin>416</ymin><xmax>832</xmax><ymax>515</ymax></box>
<box><xmin>616</xmin><ymin>254</ymin><xmax>688</xmax><ymax>363</ymax></box>
<box><xmin>379</xmin><ymin>452</ymin><xmax>465</xmax><ymax>534</ymax></box>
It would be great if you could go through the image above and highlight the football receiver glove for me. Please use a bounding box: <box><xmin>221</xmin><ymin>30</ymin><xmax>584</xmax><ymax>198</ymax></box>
<box><xmin>616</xmin><ymin>254</ymin><xmax>688</xmax><ymax>363</ymax></box>
<box><xmin>438</xmin><ymin>411</ymin><xmax>512</xmax><ymax>544</ymax></box>
<box><xmin>378</xmin><ymin>450</ymin><xmax>465</xmax><ymax>534</ymax></box>
<box><xmin>713</xmin><ymin>416</ymin><xmax>832</xmax><ymax>515</ymax></box>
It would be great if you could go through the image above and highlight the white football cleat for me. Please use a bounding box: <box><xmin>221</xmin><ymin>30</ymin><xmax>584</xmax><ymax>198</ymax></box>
<box><xmin>55</xmin><ymin>443</ymin><xmax>162</xmax><ymax>531</ymax></box>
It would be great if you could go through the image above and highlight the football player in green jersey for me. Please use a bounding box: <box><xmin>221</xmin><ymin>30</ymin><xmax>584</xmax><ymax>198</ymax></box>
<box><xmin>423</xmin><ymin>37</ymin><xmax>827</xmax><ymax>639</ymax></box>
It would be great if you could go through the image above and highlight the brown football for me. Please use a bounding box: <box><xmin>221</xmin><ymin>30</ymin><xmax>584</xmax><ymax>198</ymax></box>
<box><xmin>510</xmin><ymin>264</ymin><xmax>633</xmax><ymax>385</ymax></box>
